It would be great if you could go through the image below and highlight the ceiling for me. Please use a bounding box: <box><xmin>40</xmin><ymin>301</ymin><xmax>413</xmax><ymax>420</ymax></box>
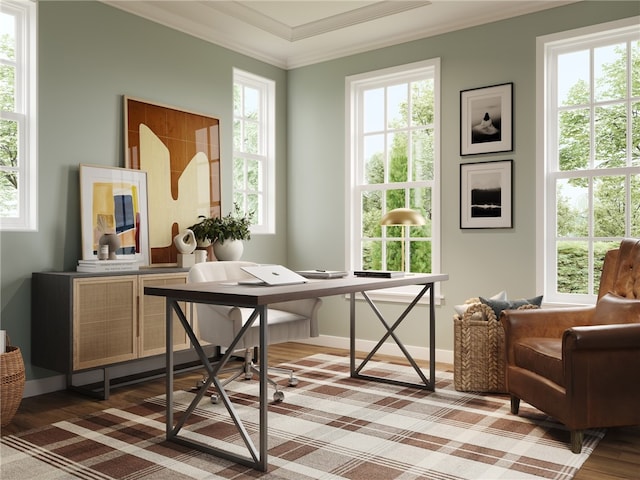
<box><xmin>103</xmin><ymin>1</ymin><xmax>578</xmax><ymax>69</ymax></box>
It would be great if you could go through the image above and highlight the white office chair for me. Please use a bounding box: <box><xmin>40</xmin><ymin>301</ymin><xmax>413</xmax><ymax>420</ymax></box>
<box><xmin>188</xmin><ymin>261</ymin><xmax>322</xmax><ymax>403</ymax></box>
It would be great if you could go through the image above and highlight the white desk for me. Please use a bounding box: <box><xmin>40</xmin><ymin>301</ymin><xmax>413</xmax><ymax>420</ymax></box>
<box><xmin>144</xmin><ymin>272</ymin><xmax>448</xmax><ymax>471</ymax></box>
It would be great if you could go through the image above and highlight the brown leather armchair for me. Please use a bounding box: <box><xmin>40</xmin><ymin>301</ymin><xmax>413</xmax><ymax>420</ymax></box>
<box><xmin>501</xmin><ymin>238</ymin><xmax>640</xmax><ymax>453</ymax></box>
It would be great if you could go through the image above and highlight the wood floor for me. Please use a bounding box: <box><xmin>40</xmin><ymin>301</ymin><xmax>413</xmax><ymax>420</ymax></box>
<box><xmin>2</xmin><ymin>342</ymin><xmax>638</xmax><ymax>480</ymax></box>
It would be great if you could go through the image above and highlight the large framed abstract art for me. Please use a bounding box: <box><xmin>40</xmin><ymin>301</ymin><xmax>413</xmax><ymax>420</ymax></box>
<box><xmin>79</xmin><ymin>164</ymin><xmax>150</xmax><ymax>264</ymax></box>
<box><xmin>124</xmin><ymin>96</ymin><xmax>221</xmax><ymax>265</ymax></box>
<box><xmin>460</xmin><ymin>160</ymin><xmax>513</xmax><ymax>229</ymax></box>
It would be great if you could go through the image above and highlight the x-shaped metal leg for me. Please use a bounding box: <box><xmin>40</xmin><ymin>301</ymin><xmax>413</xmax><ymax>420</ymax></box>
<box><xmin>349</xmin><ymin>282</ymin><xmax>435</xmax><ymax>390</ymax></box>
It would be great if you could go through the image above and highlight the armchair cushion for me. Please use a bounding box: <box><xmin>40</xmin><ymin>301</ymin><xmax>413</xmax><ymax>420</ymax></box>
<box><xmin>514</xmin><ymin>337</ymin><xmax>564</xmax><ymax>387</ymax></box>
<box><xmin>594</xmin><ymin>292</ymin><xmax>640</xmax><ymax>324</ymax></box>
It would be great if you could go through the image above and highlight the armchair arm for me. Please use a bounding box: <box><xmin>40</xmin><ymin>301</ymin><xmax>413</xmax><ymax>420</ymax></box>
<box><xmin>563</xmin><ymin>323</ymin><xmax>640</xmax><ymax>351</ymax></box>
<box><xmin>501</xmin><ymin>306</ymin><xmax>595</xmax><ymax>363</ymax></box>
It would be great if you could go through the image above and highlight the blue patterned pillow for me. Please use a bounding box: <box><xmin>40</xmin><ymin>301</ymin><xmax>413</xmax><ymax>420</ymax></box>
<box><xmin>479</xmin><ymin>295</ymin><xmax>543</xmax><ymax>318</ymax></box>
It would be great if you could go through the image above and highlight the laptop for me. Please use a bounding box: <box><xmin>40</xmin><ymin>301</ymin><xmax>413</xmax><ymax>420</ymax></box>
<box><xmin>239</xmin><ymin>265</ymin><xmax>308</xmax><ymax>286</ymax></box>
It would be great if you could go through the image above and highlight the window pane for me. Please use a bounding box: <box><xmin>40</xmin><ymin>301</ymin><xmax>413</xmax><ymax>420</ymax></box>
<box><xmin>363</xmin><ymin>134</ymin><xmax>384</xmax><ymax>185</ymax></box>
<box><xmin>594</xmin><ymin>43</ymin><xmax>626</xmax><ymax>102</ymax></box>
<box><xmin>361</xmin><ymin>190</ymin><xmax>382</xmax><ymax>237</ymax></box>
<box><xmin>410</xmin><ymin>240</ymin><xmax>431</xmax><ymax>273</ymax></box>
<box><xmin>0</xmin><ymin>64</ymin><xmax>15</xmax><ymax>112</ymax></box>
<box><xmin>0</xmin><ymin>12</ymin><xmax>15</xmax><ymax>62</ymax></box>
<box><xmin>233</xmin><ymin>119</ymin><xmax>243</xmax><ymax>151</ymax></box>
<box><xmin>385</xmin><ymin>188</ymin><xmax>405</xmax><ymax>211</ymax></box>
<box><xmin>558</xmin><ymin>50</ymin><xmax>589</xmax><ymax>106</ymax></box>
<box><xmin>247</xmin><ymin>193</ymin><xmax>259</xmax><ymax>222</ymax></box>
<box><xmin>363</xmin><ymin>88</ymin><xmax>383</xmax><ymax>132</ymax></box>
<box><xmin>593</xmin><ymin>241</ymin><xmax>618</xmax><ymax>294</ymax></box>
<box><xmin>233</xmin><ymin>84</ymin><xmax>241</xmax><ymax>116</ymax></box>
<box><xmin>556</xmin><ymin>178</ymin><xmax>588</xmax><ymax>237</ymax></box>
<box><xmin>595</xmin><ymin>104</ymin><xmax>626</xmax><ymax>168</ymax></box>
<box><xmin>388</xmin><ymin>132</ymin><xmax>408</xmax><ymax>183</ymax></box>
<box><xmin>632</xmin><ymin>174</ymin><xmax>640</xmax><ymax>237</ymax></box>
<box><xmin>243</xmin><ymin>86</ymin><xmax>259</xmax><ymax>119</ymax></box>
<box><xmin>232</xmin><ymin>157</ymin><xmax>244</xmax><ymax>190</ymax></box>
<box><xmin>247</xmin><ymin>158</ymin><xmax>259</xmax><ymax>191</ymax></box>
<box><xmin>558</xmin><ymin>108</ymin><xmax>590</xmax><ymax>170</ymax></box>
<box><xmin>411</xmin><ymin>80</ymin><xmax>434</xmax><ymax>126</ymax></box>
<box><xmin>410</xmin><ymin>187</ymin><xmax>431</xmax><ymax>237</ymax></box>
<box><xmin>411</xmin><ymin>129</ymin><xmax>433</xmax><ymax>181</ymax></box>
<box><xmin>594</xmin><ymin>175</ymin><xmax>625</xmax><ymax>237</ymax></box>
<box><xmin>384</xmin><ymin>239</ymin><xmax>402</xmax><ymax>271</ymax></box>
<box><xmin>557</xmin><ymin>241</ymin><xmax>588</xmax><ymax>294</ymax></box>
<box><xmin>633</xmin><ymin>41</ymin><xmax>640</xmax><ymax>98</ymax></box>
<box><xmin>244</xmin><ymin>121</ymin><xmax>258</xmax><ymax>154</ymax></box>
<box><xmin>362</xmin><ymin>239</ymin><xmax>381</xmax><ymax>270</ymax></box>
<box><xmin>387</xmin><ymin>83</ymin><xmax>407</xmax><ymax>129</ymax></box>
<box><xmin>0</xmin><ymin>169</ymin><xmax>18</xmax><ymax>217</ymax></box>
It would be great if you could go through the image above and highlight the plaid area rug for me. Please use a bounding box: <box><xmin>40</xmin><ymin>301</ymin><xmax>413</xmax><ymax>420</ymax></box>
<box><xmin>1</xmin><ymin>354</ymin><xmax>603</xmax><ymax>480</ymax></box>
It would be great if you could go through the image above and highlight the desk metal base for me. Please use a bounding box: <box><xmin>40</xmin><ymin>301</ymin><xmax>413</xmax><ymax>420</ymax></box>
<box><xmin>156</xmin><ymin>275</ymin><xmax>444</xmax><ymax>472</ymax></box>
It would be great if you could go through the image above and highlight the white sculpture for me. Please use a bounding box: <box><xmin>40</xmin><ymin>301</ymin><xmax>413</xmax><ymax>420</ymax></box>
<box><xmin>173</xmin><ymin>229</ymin><xmax>197</xmax><ymax>254</ymax></box>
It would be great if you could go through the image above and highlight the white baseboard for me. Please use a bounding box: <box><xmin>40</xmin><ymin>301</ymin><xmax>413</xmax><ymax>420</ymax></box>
<box><xmin>22</xmin><ymin>336</ymin><xmax>454</xmax><ymax>398</ymax></box>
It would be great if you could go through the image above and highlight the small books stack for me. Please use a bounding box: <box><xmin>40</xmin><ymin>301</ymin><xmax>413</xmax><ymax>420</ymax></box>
<box><xmin>353</xmin><ymin>270</ymin><xmax>404</xmax><ymax>278</ymax></box>
<box><xmin>77</xmin><ymin>259</ymin><xmax>140</xmax><ymax>273</ymax></box>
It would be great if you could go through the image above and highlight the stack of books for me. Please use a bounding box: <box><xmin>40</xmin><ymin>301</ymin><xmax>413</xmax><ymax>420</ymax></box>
<box><xmin>76</xmin><ymin>259</ymin><xmax>140</xmax><ymax>273</ymax></box>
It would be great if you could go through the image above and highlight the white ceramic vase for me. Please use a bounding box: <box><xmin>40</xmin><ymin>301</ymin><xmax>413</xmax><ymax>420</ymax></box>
<box><xmin>212</xmin><ymin>239</ymin><xmax>243</xmax><ymax>261</ymax></box>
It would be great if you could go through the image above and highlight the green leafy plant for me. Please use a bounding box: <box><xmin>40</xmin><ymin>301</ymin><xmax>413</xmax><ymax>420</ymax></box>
<box><xmin>188</xmin><ymin>203</ymin><xmax>253</xmax><ymax>244</ymax></box>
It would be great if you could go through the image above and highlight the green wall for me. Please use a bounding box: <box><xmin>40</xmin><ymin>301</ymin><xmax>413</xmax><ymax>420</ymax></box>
<box><xmin>0</xmin><ymin>1</ymin><xmax>637</xmax><ymax>384</ymax></box>
<box><xmin>287</xmin><ymin>1</ymin><xmax>638</xmax><ymax>349</ymax></box>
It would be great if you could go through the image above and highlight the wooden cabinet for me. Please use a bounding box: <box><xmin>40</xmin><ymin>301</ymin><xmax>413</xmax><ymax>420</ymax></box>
<box><xmin>32</xmin><ymin>269</ymin><xmax>196</xmax><ymax>397</ymax></box>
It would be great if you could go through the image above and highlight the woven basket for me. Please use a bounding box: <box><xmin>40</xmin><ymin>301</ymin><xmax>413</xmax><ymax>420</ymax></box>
<box><xmin>453</xmin><ymin>303</ymin><xmax>506</xmax><ymax>393</ymax></box>
<box><xmin>1</xmin><ymin>344</ymin><xmax>25</xmax><ymax>426</ymax></box>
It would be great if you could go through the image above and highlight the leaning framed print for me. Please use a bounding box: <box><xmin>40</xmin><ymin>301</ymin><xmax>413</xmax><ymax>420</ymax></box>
<box><xmin>460</xmin><ymin>160</ymin><xmax>513</xmax><ymax>229</ymax></box>
<box><xmin>79</xmin><ymin>164</ymin><xmax>150</xmax><ymax>264</ymax></box>
<box><xmin>460</xmin><ymin>82</ymin><xmax>513</xmax><ymax>156</ymax></box>
<box><xmin>124</xmin><ymin>96</ymin><xmax>221</xmax><ymax>265</ymax></box>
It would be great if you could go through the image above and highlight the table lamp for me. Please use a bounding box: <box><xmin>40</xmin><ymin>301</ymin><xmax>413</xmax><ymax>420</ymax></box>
<box><xmin>380</xmin><ymin>208</ymin><xmax>426</xmax><ymax>271</ymax></box>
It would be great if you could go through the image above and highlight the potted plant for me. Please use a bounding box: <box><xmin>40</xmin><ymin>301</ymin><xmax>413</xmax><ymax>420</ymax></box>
<box><xmin>188</xmin><ymin>216</ymin><xmax>217</xmax><ymax>247</ymax></box>
<box><xmin>188</xmin><ymin>203</ymin><xmax>253</xmax><ymax>260</ymax></box>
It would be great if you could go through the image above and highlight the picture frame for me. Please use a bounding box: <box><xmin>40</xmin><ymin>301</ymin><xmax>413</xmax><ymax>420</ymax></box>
<box><xmin>79</xmin><ymin>164</ymin><xmax>150</xmax><ymax>264</ymax></box>
<box><xmin>124</xmin><ymin>96</ymin><xmax>221</xmax><ymax>265</ymax></box>
<box><xmin>460</xmin><ymin>82</ymin><xmax>513</xmax><ymax>155</ymax></box>
<box><xmin>460</xmin><ymin>160</ymin><xmax>513</xmax><ymax>229</ymax></box>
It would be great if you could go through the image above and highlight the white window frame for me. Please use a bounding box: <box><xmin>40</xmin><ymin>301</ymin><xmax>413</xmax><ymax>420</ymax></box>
<box><xmin>537</xmin><ymin>17</ymin><xmax>640</xmax><ymax>305</ymax></box>
<box><xmin>346</xmin><ymin>59</ymin><xmax>441</xmax><ymax>302</ymax></box>
<box><xmin>0</xmin><ymin>0</ymin><xmax>37</xmax><ymax>231</ymax></box>
<box><xmin>232</xmin><ymin>68</ymin><xmax>275</xmax><ymax>234</ymax></box>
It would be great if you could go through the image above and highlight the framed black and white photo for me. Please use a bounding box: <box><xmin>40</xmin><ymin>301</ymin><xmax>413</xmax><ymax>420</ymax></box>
<box><xmin>460</xmin><ymin>160</ymin><xmax>512</xmax><ymax>229</ymax></box>
<box><xmin>460</xmin><ymin>83</ymin><xmax>513</xmax><ymax>155</ymax></box>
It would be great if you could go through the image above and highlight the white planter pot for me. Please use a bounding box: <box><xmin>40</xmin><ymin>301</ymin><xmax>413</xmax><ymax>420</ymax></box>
<box><xmin>213</xmin><ymin>239</ymin><xmax>244</xmax><ymax>261</ymax></box>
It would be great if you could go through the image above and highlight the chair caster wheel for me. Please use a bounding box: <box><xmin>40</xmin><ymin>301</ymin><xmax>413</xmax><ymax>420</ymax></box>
<box><xmin>288</xmin><ymin>377</ymin><xmax>299</xmax><ymax>387</ymax></box>
<box><xmin>273</xmin><ymin>391</ymin><xmax>284</xmax><ymax>402</ymax></box>
<box><xmin>211</xmin><ymin>394</ymin><xmax>220</xmax><ymax>404</ymax></box>
<box><xmin>244</xmin><ymin>373</ymin><xmax>253</xmax><ymax>380</ymax></box>
<box><xmin>196</xmin><ymin>379</ymin><xmax>206</xmax><ymax>389</ymax></box>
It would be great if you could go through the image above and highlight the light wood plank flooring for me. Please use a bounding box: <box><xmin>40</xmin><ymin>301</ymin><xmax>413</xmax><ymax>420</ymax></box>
<box><xmin>2</xmin><ymin>343</ymin><xmax>638</xmax><ymax>479</ymax></box>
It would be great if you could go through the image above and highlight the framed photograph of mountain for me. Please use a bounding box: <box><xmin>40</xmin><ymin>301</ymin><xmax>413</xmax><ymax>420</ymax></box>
<box><xmin>460</xmin><ymin>83</ymin><xmax>513</xmax><ymax>155</ymax></box>
<box><xmin>460</xmin><ymin>160</ymin><xmax>512</xmax><ymax>229</ymax></box>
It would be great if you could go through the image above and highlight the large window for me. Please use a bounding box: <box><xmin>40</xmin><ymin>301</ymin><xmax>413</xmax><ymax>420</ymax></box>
<box><xmin>347</xmin><ymin>59</ymin><xmax>440</xmax><ymax>290</ymax></box>
<box><xmin>540</xmin><ymin>17</ymin><xmax>640</xmax><ymax>304</ymax></box>
<box><xmin>232</xmin><ymin>69</ymin><xmax>275</xmax><ymax>234</ymax></box>
<box><xmin>0</xmin><ymin>0</ymin><xmax>36</xmax><ymax>231</ymax></box>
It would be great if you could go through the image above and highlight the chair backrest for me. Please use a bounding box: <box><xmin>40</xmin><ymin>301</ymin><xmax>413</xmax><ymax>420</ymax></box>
<box><xmin>188</xmin><ymin>261</ymin><xmax>258</xmax><ymax>283</ymax></box>
<box><xmin>598</xmin><ymin>238</ymin><xmax>640</xmax><ymax>300</ymax></box>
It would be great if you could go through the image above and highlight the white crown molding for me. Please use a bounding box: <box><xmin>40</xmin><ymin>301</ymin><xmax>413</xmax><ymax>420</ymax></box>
<box><xmin>102</xmin><ymin>1</ymin><xmax>581</xmax><ymax>70</ymax></box>
<box><xmin>210</xmin><ymin>1</ymin><xmax>431</xmax><ymax>42</ymax></box>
